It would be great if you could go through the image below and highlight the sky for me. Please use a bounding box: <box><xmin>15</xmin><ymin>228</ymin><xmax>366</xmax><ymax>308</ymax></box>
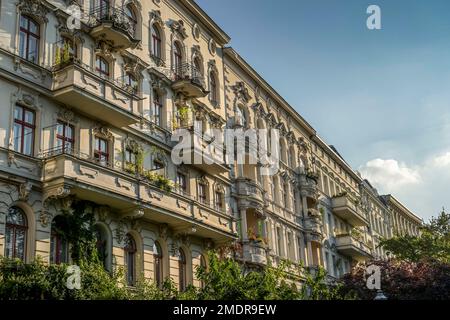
<box><xmin>195</xmin><ymin>0</ymin><xmax>450</xmax><ymax>221</ymax></box>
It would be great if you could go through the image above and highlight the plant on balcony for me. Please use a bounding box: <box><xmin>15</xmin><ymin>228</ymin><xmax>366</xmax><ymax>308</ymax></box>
<box><xmin>124</xmin><ymin>161</ymin><xmax>137</xmax><ymax>174</ymax></box>
<box><xmin>178</xmin><ymin>105</ymin><xmax>191</xmax><ymax>123</ymax></box>
<box><xmin>143</xmin><ymin>171</ymin><xmax>173</xmax><ymax>193</ymax></box>
<box><xmin>54</xmin><ymin>42</ymin><xmax>73</xmax><ymax>69</ymax></box>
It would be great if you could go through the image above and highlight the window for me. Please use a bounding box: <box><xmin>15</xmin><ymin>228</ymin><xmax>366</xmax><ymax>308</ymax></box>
<box><xmin>198</xmin><ymin>183</ymin><xmax>207</xmax><ymax>204</ymax></box>
<box><xmin>124</xmin><ymin>234</ymin><xmax>136</xmax><ymax>286</ymax></box>
<box><xmin>13</xmin><ymin>105</ymin><xmax>35</xmax><ymax>156</ymax></box>
<box><xmin>276</xmin><ymin>227</ymin><xmax>283</xmax><ymax>256</ymax></box>
<box><xmin>5</xmin><ymin>207</ymin><xmax>27</xmax><ymax>261</ymax></box>
<box><xmin>125</xmin><ymin>5</ymin><xmax>137</xmax><ymax>36</ymax></box>
<box><xmin>209</xmin><ymin>71</ymin><xmax>217</xmax><ymax>104</ymax></box>
<box><xmin>151</xmin><ymin>24</ymin><xmax>162</xmax><ymax>59</ymax></box>
<box><xmin>56</xmin><ymin>121</ymin><xmax>74</xmax><ymax>153</ymax></box>
<box><xmin>99</xmin><ymin>0</ymin><xmax>110</xmax><ymax>19</ymax></box>
<box><xmin>178</xmin><ymin>248</ymin><xmax>187</xmax><ymax>292</ymax></box>
<box><xmin>154</xmin><ymin>241</ymin><xmax>163</xmax><ymax>288</ymax></box>
<box><xmin>94</xmin><ymin>137</ymin><xmax>109</xmax><ymax>166</ymax></box>
<box><xmin>214</xmin><ymin>191</ymin><xmax>224</xmax><ymax>211</ymax></box>
<box><xmin>19</xmin><ymin>15</ymin><xmax>39</xmax><ymax>63</ymax></box>
<box><xmin>95</xmin><ymin>225</ymin><xmax>108</xmax><ymax>270</ymax></box>
<box><xmin>124</xmin><ymin>73</ymin><xmax>138</xmax><ymax>94</ymax></box>
<box><xmin>124</xmin><ymin>148</ymin><xmax>136</xmax><ymax>165</ymax></box>
<box><xmin>283</xmin><ymin>183</ymin><xmax>289</xmax><ymax>208</ymax></box>
<box><xmin>95</xmin><ymin>56</ymin><xmax>109</xmax><ymax>78</ymax></box>
<box><xmin>50</xmin><ymin>216</ymin><xmax>69</xmax><ymax>265</ymax></box>
<box><xmin>176</xmin><ymin>172</ymin><xmax>187</xmax><ymax>194</ymax></box>
<box><xmin>173</xmin><ymin>42</ymin><xmax>183</xmax><ymax>78</ymax></box>
<box><xmin>193</xmin><ymin>57</ymin><xmax>203</xmax><ymax>84</ymax></box>
<box><xmin>151</xmin><ymin>90</ymin><xmax>162</xmax><ymax>126</ymax></box>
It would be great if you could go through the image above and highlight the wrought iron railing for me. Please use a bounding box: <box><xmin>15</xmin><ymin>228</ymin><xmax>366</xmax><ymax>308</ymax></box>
<box><xmin>88</xmin><ymin>6</ymin><xmax>137</xmax><ymax>39</ymax></box>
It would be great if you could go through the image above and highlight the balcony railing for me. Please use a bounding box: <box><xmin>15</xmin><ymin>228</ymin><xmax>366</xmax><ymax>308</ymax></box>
<box><xmin>88</xmin><ymin>6</ymin><xmax>137</xmax><ymax>40</ymax></box>
<box><xmin>335</xmin><ymin>234</ymin><xmax>372</xmax><ymax>260</ymax></box>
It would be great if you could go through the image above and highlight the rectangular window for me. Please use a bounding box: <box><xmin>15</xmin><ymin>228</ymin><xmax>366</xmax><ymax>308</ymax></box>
<box><xmin>13</xmin><ymin>105</ymin><xmax>35</xmax><ymax>156</ymax></box>
<box><xmin>152</xmin><ymin>90</ymin><xmax>162</xmax><ymax>126</ymax></box>
<box><xmin>94</xmin><ymin>137</ymin><xmax>109</xmax><ymax>166</ymax></box>
<box><xmin>276</xmin><ymin>227</ymin><xmax>283</xmax><ymax>256</ymax></box>
<box><xmin>214</xmin><ymin>191</ymin><xmax>224</xmax><ymax>211</ymax></box>
<box><xmin>198</xmin><ymin>183</ymin><xmax>207</xmax><ymax>204</ymax></box>
<box><xmin>56</xmin><ymin>121</ymin><xmax>74</xmax><ymax>153</ymax></box>
<box><xmin>176</xmin><ymin>172</ymin><xmax>187</xmax><ymax>194</ymax></box>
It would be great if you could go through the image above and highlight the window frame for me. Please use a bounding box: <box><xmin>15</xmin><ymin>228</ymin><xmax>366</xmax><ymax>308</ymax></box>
<box><xmin>13</xmin><ymin>104</ymin><xmax>36</xmax><ymax>156</ymax></box>
<box><xmin>95</xmin><ymin>56</ymin><xmax>110</xmax><ymax>78</ymax></box>
<box><xmin>178</xmin><ymin>248</ymin><xmax>187</xmax><ymax>292</ymax></box>
<box><xmin>153</xmin><ymin>241</ymin><xmax>163</xmax><ymax>288</ymax></box>
<box><xmin>152</xmin><ymin>90</ymin><xmax>163</xmax><ymax>126</ymax></box>
<box><xmin>94</xmin><ymin>136</ymin><xmax>109</xmax><ymax>166</ymax></box>
<box><xmin>124</xmin><ymin>234</ymin><xmax>137</xmax><ymax>286</ymax></box>
<box><xmin>56</xmin><ymin>120</ymin><xmax>75</xmax><ymax>153</ymax></box>
<box><xmin>19</xmin><ymin>15</ymin><xmax>40</xmax><ymax>63</ymax></box>
<box><xmin>5</xmin><ymin>207</ymin><xmax>28</xmax><ymax>261</ymax></box>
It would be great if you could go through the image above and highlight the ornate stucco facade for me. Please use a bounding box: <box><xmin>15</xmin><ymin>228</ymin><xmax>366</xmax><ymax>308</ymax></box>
<box><xmin>0</xmin><ymin>0</ymin><xmax>422</xmax><ymax>289</ymax></box>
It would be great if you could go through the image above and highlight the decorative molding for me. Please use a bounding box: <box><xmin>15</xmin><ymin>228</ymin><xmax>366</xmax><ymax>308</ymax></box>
<box><xmin>18</xmin><ymin>182</ymin><xmax>32</xmax><ymax>201</ymax></box>
<box><xmin>17</xmin><ymin>0</ymin><xmax>49</xmax><ymax>23</ymax></box>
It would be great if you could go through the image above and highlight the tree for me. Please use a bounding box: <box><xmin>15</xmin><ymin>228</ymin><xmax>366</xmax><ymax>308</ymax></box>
<box><xmin>380</xmin><ymin>209</ymin><xmax>450</xmax><ymax>263</ymax></box>
<box><xmin>339</xmin><ymin>259</ymin><xmax>450</xmax><ymax>300</ymax></box>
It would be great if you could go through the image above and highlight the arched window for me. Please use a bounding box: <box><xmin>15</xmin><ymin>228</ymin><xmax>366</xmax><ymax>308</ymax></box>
<box><xmin>19</xmin><ymin>15</ymin><xmax>40</xmax><ymax>63</ymax></box>
<box><xmin>280</xmin><ymin>138</ymin><xmax>288</xmax><ymax>164</ymax></box>
<box><xmin>173</xmin><ymin>42</ymin><xmax>183</xmax><ymax>79</ymax></box>
<box><xmin>178</xmin><ymin>248</ymin><xmax>187</xmax><ymax>292</ymax></box>
<box><xmin>153</xmin><ymin>241</ymin><xmax>163</xmax><ymax>288</ymax></box>
<box><xmin>50</xmin><ymin>216</ymin><xmax>69</xmax><ymax>265</ymax></box>
<box><xmin>125</xmin><ymin>5</ymin><xmax>137</xmax><ymax>37</ymax></box>
<box><xmin>5</xmin><ymin>207</ymin><xmax>28</xmax><ymax>261</ymax></box>
<box><xmin>151</xmin><ymin>89</ymin><xmax>162</xmax><ymax>126</ymax></box>
<box><xmin>124</xmin><ymin>234</ymin><xmax>136</xmax><ymax>286</ymax></box>
<box><xmin>95</xmin><ymin>56</ymin><xmax>109</xmax><ymax>78</ymax></box>
<box><xmin>151</xmin><ymin>24</ymin><xmax>162</xmax><ymax>59</ymax></box>
<box><xmin>95</xmin><ymin>225</ymin><xmax>108</xmax><ymax>270</ymax></box>
<box><xmin>209</xmin><ymin>71</ymin><xmax>218</xmax><ymax>104</ymax></box>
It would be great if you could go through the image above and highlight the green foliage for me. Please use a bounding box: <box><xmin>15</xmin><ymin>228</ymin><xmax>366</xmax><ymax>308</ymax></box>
<box><xmin>143</xmin><ymin>171</ymin><xmax>173</xmax><ymax>193</ymax></box>
<box><xmin>0</xmin><ymin>257</ymin><xmax>128</xmax><ymax>300</ymax></box>
<box><xmin>380</xmin><ymin>210</ymin><xmax>450</xmax><ymax>263</ymax></box>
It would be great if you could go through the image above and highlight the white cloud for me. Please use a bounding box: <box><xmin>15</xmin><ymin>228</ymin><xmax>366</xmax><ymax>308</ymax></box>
<box><xmin>359</xmin><ymin>159</ymin><xmax>421</xmax><ymax>192</ymax></box>
<box><xmin>359</xmin><ymin>152</ymin><xmax>450</xmax><ymax>221</ymax></box>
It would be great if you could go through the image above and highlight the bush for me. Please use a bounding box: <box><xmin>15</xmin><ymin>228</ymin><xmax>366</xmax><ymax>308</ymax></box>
<box><xmin>339</xmin><ymin>259</ymin><xmax>450</xmax><ymax>300</ymax></box>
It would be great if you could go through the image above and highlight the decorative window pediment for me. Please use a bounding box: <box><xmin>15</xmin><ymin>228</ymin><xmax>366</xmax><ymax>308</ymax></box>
<box><xmin>18</xmin><ymin>0</ymin><xmax>49</xmax><ymax>24</ymax></box>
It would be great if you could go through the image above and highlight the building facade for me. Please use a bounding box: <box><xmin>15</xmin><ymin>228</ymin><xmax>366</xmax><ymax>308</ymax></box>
<box><xmin>0</xmin><ymin>0</ymin><xmax>422</xmax><ymax>289</ymax></box>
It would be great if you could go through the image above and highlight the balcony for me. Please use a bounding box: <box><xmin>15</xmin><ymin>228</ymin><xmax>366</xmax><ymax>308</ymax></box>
<box><xmin>88</xmin><ymin>6</ymin><xmax>140</xmax><ymax>49</ymax></box>
<box><xmin>304</xmin><ymin>209</ymin><xmax>323</xmax><ymax>242</ymax></box>
<box><xmin>235</xmin><ymin>178</ymin><xmax>265</xmax><ymax>209</ymax></box>
<box><xmin>335</xmin><ymin>234</ymin><xmax>372</xmax><ymax>261</ymax></box>
<box><xmin>40</xmin><ymin>148</ymin><xmax>235</xmax><ymax>243</ymax></box>
<box><xmin>51</xmin><ymin>62</ymin><xmax>141</xmax><ymax>127</ymax></box>
<box><xmin>242</xmin><ymin>240</ymin><xmax>268</xmax><ymax>265</ymax></box>
<box><xmin>298</xmin><ymin>171</ymin><xmax>319</xmax><ymax>200</ymax></box>
<box><xmin>331</xmin><ymin>194</ymin><xmax>369</xmax><ymax>227</ymax></box>
<box><xmin>171</xmin><ymin>63</ymin><xmax>208</xmax><ymax>98</ymax></box>
<box><xmin>178</xmin><ymin>126</ymin><xmax>229</xmax><ymax>175</ymax></box>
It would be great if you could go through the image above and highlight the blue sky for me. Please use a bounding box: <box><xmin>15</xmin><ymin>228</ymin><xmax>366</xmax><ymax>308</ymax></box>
<box><xmin>196</xmin><ymin>0</ymin><xmax>450</xmax><ymax>221</ymax></box>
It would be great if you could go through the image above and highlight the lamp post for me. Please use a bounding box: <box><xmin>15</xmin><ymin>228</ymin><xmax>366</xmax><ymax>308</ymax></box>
<box><xmin>374</xmin><ymin>289</ymin><xmax>388</xmax><ymax>300</ymax></box>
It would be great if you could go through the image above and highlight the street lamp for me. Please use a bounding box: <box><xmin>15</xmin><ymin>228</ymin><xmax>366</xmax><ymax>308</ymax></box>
<box><xmin>374</xmin><ymin>289</ymin><xmax>388</xmax><ymax>300</ymax></box>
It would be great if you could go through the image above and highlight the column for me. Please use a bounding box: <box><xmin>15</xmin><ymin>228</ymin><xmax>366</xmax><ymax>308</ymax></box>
<box><xmin>306</xmin><ymin>240</ymin><xmax>313</xmax><ymax>266</ymax></box>
<box><xmin>302</xmin><ymin>194</ymin><xmax>308</xmax><ymax>218</ymax></box>
<box><xmin>240</xmin><ymin>209</ymin><xmax>248</xmax><ymax>241</ymax></box>
<box><xmin>293</xmin><ymin>232</ymin><xmax>299</xmax><ymax>262</ymax></box>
